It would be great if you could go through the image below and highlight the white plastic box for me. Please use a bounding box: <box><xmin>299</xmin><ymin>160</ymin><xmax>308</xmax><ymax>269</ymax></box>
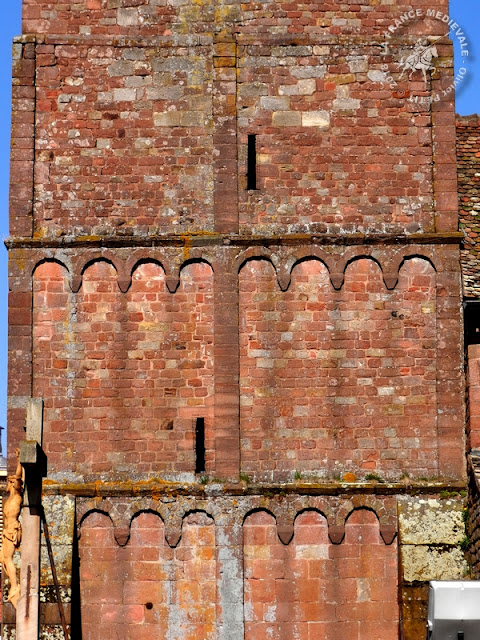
<box><xmin>427</xmin><ymin>581</ymin><xmax>480</xmax><ymax>639</ymax></box>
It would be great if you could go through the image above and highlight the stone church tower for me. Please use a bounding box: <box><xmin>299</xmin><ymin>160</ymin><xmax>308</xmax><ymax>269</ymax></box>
<box><xmin>6</xmin><ymin>0</ymin><xmax>468</xmax><ymax>638</ymax></box>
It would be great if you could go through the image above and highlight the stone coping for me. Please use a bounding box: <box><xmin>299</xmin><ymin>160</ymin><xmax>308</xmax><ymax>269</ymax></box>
<box><xmin>41</xmin><ymin>479</ymin><xmax>467</xmax><ymax>498</ymax></box>
<box><xmin>5</xmin><ymin>232</ymin><xmax>465</xmax><ymax>250</ymax></box>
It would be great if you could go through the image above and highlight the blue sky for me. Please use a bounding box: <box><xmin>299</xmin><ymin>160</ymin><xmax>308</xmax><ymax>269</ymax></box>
<box><xmin>0</xmin><ymin>1</ymin><xmax>478</xmax><ymax>453</ymax></box>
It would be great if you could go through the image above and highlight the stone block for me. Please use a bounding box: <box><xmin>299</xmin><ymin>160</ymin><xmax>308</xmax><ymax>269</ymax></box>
<box><xmin>113</xmin><ymin>88</ymin><xmax>136</xmax><ymax>102</ymax></box>
<box><xmin>180</xmin><ymin>111</ymin><xmax>205</xmax><ymax>126</ymax></box>
<box><xmin>272</xmin><ymin>111</ymin><xmax>301</xmax><ymax>126</ymax></box>
<box><xmin>107</xmin><ymin>60</ymin><xmax>135</xmax><ymax>77</ymax></box>
<box><xmin>401</xmin><ymin>546</ymin><xmax>468</xmax><ymax>582</ymax></box>
<box><xmin>153</xmin><ymin>111</ymin><xmax>181</xmax><ymax>126</ymax></box>
<box><xmin>301</xmin><ymin>110</ymin><xmax>330</xmax><ymax>128</ymax></box>
<box><xmin>260</xmin><ymin>96</ymin><xmax>290</xmax><ymax>111</ymax></box>
<box><xmin>348</xmin><ymin>58</ymin><xmax>368</xmax><ymax>73</ymax></box>
<box><xmin>40</xmin><ymin>495</ymin><xmax>75</xmax><ymax>586</ymax></box>
<box><xmin>291</xmin><ymin>65</ymin><xmax>327</xmax><ymax>79</ymax></box>
<box><xmin>398</xmin><ymin>497</ymin><xmax>465</xmax><ymax>545</ymax></box>
<box><xmin>332</xmin><ymin>97</ymin><xmax>361</xmax><ymax>110</ymax></box>
<box><xmin>298</xmin><ymin>79</ymin><xmax>316</xmax><ymax>95</ymax></box>
<box><xmin>117</xmin><ymin>8</ymin><xmax>139</xmax><ymax>27</ymax></box>
<box><xmin>367</xmin><ymin>70</ymin><xmax>387</xmax><ymax>82</ymax></box>
<box><xmin>214</xmin><ymin>43</ymin><xmax>236</xmax><ymax>58</ymax></box>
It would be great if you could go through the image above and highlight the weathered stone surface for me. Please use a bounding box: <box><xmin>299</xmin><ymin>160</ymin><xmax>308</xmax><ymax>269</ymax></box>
<box><xmin>301</xmin><ymin>110</ymin><xmax>330</xmax><ymax>128</ymax></box>
<box><xmin>398</xmin><ymin>497</ymin><xmax>465</xmax><ymax>545</ymax></box>
<box><xmin>399</xmin><ymin>496</ymin><xmax>469</xmax><ymax>588</ymax></box>
<box><xmin>401</xmin><ymin>546</ymin><xmax>468</xmax><ymax>582</ymax></box>
<box><xmin>400</xmin><ymin>584</ymin><xmax>429</xmax><ymax>640</ymax></box>
<box><xmin>40</xmin><ymin>495</ymin><xmax>75</xmax><ymax>586</ymax></box>
<box><xmin>272</xmin><ymin>110</ymin><xmax>301</xmax><ymax>126</ymax></box>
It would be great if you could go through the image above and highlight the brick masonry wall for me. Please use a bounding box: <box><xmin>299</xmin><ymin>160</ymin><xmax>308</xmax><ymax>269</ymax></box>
<box><xmin>236</xmin><ymin>1</ymin><xmax>450</xmax><ymax>36</ymax></box>
<box><xmin>237</xmin><ymin>45</ymin><xmax>435</xmax><ymax>235</ymax></box>
<box><xmin>26</xmin><ymin>38</ymin><xmax>451</xmax><ymax>238</ymax></box>
<box><xmin>34</xmin><ymin>43</ymin><xmax>214</xmax><ymax>237</ymax></box>
<box><xmin>244</xmin><ymin>509</ymin><xmax>398</xmax><ymax>640</ymax></box>
<box><xmin>10</xmin><ymin>3</ymin><xmax>457</xmax><ymax>240</ymax></box>
<box><xmin>467</xmin><ymin>351</ymin><xmax>480</xmax><ymax>576</ymax></box>
<box><xmin>22</xmin><ymin>0</ymin><xmax>224</xmax><ymax>37</ymax></box>
<box><xmin>79</xmin><ymin>510</ymin><xmax>216</xmax><ymax>640</ymax></box>
<box><xmin>22</xmin><ymin>1</ymin><xmax>450</xmax><ymax>37</ymax></box>
<box><xmin>32</xmin><ymin>259</ymin><xmax>214</xmax><ymax>481</ymax></box>
<box><xmin>14</xmin><ymin>242</ymin><xmax>463</xmax><ymax>484</ymax></box>
<box><xmin>457</xmin><ymin>113</ymin><xmax>480</xmax><ymax>581</ymax></box>
<box><xmin>240</xmin><ymin>256</ymin><xmax>438</xmax><ymax>481</ymax></box>
<box><xmin>467</xmin><ymin>470</ymin><xmax>480</xmax><ymax>578</ymax></box>
<box><xmin>467</xmin><ymin>345</ymin><xmax>480</xmax><ymax>451</ymax></box>
<box><xmin>6</xmin><ymin>1</ymin><xmax>466</xmax><ymax>639</ymax></box>
<box><xmin>76</xmin><ymin>499</ymin><xmax>398</xmax><ymax>640</ymax></box>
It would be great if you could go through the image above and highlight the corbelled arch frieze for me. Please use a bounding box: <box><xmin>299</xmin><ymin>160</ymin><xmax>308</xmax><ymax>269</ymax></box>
<box><xmin>10</xmin><ymin>244</ymin><xmax>448</xmax><ymax>293</ymax></box>
<box><xmin>76</xmin><ymin>495</ymin><xmax>398</xmax><ymax>548</ymax></box>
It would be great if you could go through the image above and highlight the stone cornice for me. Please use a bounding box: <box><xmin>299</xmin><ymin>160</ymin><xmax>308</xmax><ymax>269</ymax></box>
<box><xmin>5</xmin><ymin>231</ymin><xmax>464</xmax><ymax>251</ymax></box>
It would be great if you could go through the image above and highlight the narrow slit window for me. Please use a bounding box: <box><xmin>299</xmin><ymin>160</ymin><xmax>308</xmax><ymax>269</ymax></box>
<box><xmin>247</xmin><ymin>134</ymin><xmax>257</xmax><ymax>190</ymax></box>
<box><xmin>464</xmin><ymin>301</ymin><xmax>480</xmax><ymax>346</ymax></box>
<box><xmin>195</xmin><ymin>417</ymin><xmax>206</xmax><ymax>474</ymax></box>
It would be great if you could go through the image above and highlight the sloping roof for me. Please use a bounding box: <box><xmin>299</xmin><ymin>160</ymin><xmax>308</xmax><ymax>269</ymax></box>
<box><xmin>457</xmin><ymin>114</ymin><xmax>480</xmax><ymax>299</ymax></box>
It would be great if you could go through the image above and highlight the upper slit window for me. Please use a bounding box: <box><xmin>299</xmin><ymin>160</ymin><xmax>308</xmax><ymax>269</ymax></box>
<box><xmin>247</xmin><ymin>134</ymin><xmax>257</xmax><ymax>190</ymax></box>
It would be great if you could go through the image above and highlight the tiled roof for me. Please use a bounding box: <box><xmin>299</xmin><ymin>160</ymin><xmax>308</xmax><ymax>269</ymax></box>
<box><xmin>457</xmin><ymin>114</ymin><xmax>480</xmax><ymax>299</ymax></box>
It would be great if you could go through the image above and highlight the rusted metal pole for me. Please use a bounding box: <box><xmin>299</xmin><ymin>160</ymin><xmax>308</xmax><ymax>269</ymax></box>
<box><xmin>42</xmin><ymin>509</ymin><xmax>69</xmax><ymax>639</ymax></box>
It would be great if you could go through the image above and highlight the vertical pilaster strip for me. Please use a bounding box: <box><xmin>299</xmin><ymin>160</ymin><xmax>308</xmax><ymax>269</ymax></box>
<box><xmin>436</xmin><ymin>246</ymin><xmax>466</xmax><ymax>479</ymax></box>
<box><xmin>431</xmin><ymin>43</ymin><xmax>458</xmax><ymax>233</ymax></box>
<box><xmin>430</xmin><ymin>45</ymin><xmax>465</xmax><ymax>477</ymax></box>
<box><xmin>8</xmin><ymin>36</ymin><xmax>36</xmax><ymax>467</ymax></box>
<box><xmin>212</xmin><ymin>32</ymin><xmax>240</xmax><ymax>477</ymax></box>
<box><xmin>10</xmin><ymin>37</ymin><xmax>35</xmax><ymax>238</ymax></box>
<box><xmin>214</xmin><ymin>251</ymin><xmax>240</xmax><ymax>479</ymax></box>
<box><xmin>216</xmin><ymin>510</ymin><xmax>244</xmax><ymax>640</ymax></box>
<box><xmin>7</xmin><ymin>253</ymin><xmax>33</xmax><ymax>471</ymax></box>
<box><xmin>213</xmin><ymin>35</ymin><xmax>238</xmax><ymax>234</ymax></box>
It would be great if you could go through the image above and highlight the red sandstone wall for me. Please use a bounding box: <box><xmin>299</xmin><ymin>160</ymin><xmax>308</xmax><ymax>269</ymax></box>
<box><xmin>243</xmin><ymin>508</ymin><xmax>397</xmax><ymax>640</ymax></box>
<box><xmin>33</xmin><ymin>260</ymin><xmax>214</xmax><ymax>480</ymax></box>
<box><xmin>33</xmin><ymin>43</ymin><xmax>214</xmax><ymax>237</ymax></box>
<box><xmin>22</xmin><ymin>0</ymin><xmax>217</xmax><ymax>36</ymax></box>
<box><xmin>30</xmin><ymin>39</ymin><xmax>440</xmax><ymax>238</ymax></box>
<box><xmin>19</xmin><ymin>245</ymin><xmax>464</xmax><ymax>484</ymax></box>
<box><xmin>5</xmin><ymin>2</ymin><xmax>464</xmax><ymax>638</ymax></box>
<box><xmin>22</xmin><ymin>1</ymin><xmax>449</xmax><ymax>36</ymax></box>
<box><xmin>79</xmin><ymin>507</ymin><xmax>397</xmax><ymax>640</ymax></box>
<box><xmin>79</xmin><ymin>511</ymin><xmax>216</xmax><ymax>640</ymax></box>
<box><xmin>13</xmin><ymin>4</ymin><xmax>455</xmax><ymax>239</ymax></box>
<box><xmin>457</xmin><ymin>115</ymin><xmax>480</xmax><ymax>297</ymax></box>
<box><xmin>31</xmin><ymin>253</ymin><xmax>455</xmax><ymax>484</ymax></box>
<box><xmin>240</xmin><ymin>257</ymin><xmax>438</xmax><ymax>481</ymax></box>
<box><xmin>468</xmin><ymin>345</ymin><xmax>480</xmax><ymax>451</ymax></box>
<box><xmin>237</xmin><ymin>1</ymin><xmax>449</xmax><ymax>35</ymax></box>
<box><xmin>237</xmin><ymin>47</ymin><xmax>434</xmax><ymax>234</ymax></box>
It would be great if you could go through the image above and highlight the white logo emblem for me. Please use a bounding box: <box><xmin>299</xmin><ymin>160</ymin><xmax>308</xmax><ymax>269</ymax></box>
<box><xmin>377</xmin><ymin>8</ymin><xmax>470</xmax><ymax>103</ymax></box>
<box><xmin>398</xmin><ymin>40</ymin><xmax>440</xmax><ymax>82</ymax></box>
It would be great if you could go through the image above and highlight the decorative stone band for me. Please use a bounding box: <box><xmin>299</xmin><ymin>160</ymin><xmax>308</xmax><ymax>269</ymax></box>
<box><xmin>75</xmin><ymin>494</ymin><xmax>398</xmax><ymax>547</ymax></box>
<box><xmin>6</xmin><ymin>236</ymin><xmax>462</xmax><ymax>294</ymax></box>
